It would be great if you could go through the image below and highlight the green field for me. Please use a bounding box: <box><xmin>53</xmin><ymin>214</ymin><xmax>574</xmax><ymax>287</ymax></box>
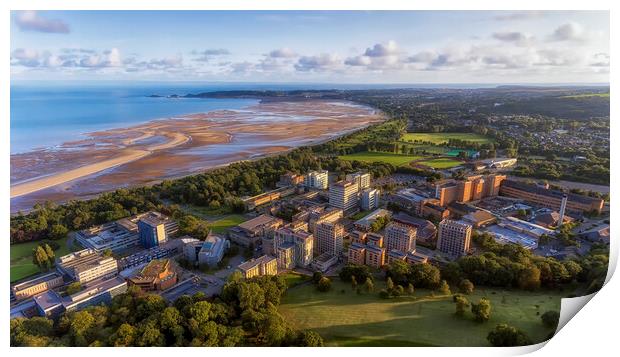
<box><xmin>338</xmin><ymin>151</ymin><xmax>423</xmax><ymax>166</ymax></box>
<box><xmin>10</xmin><ymin>236</ymin><xmax>78</xmax><ymax>282</ymax></box>
<box><xmin>417</xmin><ymin>158</ymin><xmax>463</xmax><ymax>169</ymax></box>
<box><xmin>401</xmin><ymin>132</ymin><xmax>494</xmax><ymax>145</ymax></box>
<box><xmin>280</xmin><ymin>280</ymin><xmax>560</xmax><ymax>347</ymax></box>
<box><xmin>561</xmin><ymin>92</ymin><xmax>610</xmax><ymax>99</ymax></box>
<box><xmin>208</xmin><ymin>214</ymin><xmax>247</xmax><ymax>234</ymax></box>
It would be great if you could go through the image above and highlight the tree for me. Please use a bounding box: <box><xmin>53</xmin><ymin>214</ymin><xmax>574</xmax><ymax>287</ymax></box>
<box><xmin>32</xmin><ymin>245</ymin><xmax>49</xmax><ymax>272</ymax></box>
<box><xmin>438</xmin><ymin>280</ymin><xmax>451</xmax><ymax>295</ymax></box>
<box><xmin>351</xmin><ymin>275</ymin><xmax>358</xmax><ymax>290</ymax></box>
<box><xmin>110</xmin><ymin>323</ymin><xmax>137</xmax><ymax>346</ymax></box>
<box><xmin>541</xmin><ymin>310</ymin><xmax>560</xmax><ymax>329</ymax></box>
<box><xmin>239</xmin><ymin>283</ymin><xmax>265</xmax><ymax>311</ymax></box>
<box><xmin>454</xmin><ymin>295</ymin><xmax>470</xmax><ymax>316</ymax></box>
<box><xmin>49</xmin><ymin>224</ymin><xmax>69</xmax><ymax>240</ymax></box>
<box><xmin>102</xmin><ymin>248</ymin><xmax>113</xmax><ymax>257</ymax></box>
<box><xmin>317</xmin><ymin>277</ymin><xmax>332</xmax><ymax>292</ymax></box>
<box><xmin>190</xmin><ymin>301</ymin><xmax>213</xmax><ymax>324</ymax></box>
<box><xmin>409</xmin><ymin>263</ymin><xmax>441</xmax><ymax>289</ymax></box>
<box><xmin>471</xmin><ymin>298</ymin><xmax>492</xmax><ymax>322</ymax></box>
<box><xmin>487</xmin><ymin>324</ymin><xmax>532</xmax><ymax>347</ymax></box>
<box><xmin>66</xmin><ymin>282</ymin><xmax>82</xmax><ymax>295</ymax></box>
<box><xmin>407</xmin><ymin>283</ymin><xmax>415</xmax><ymax>295</ymax></box>
<box><xmin>364</xmin><ymin>277</ymin><xmax>374</xmax><ymax>293</ymax></box>
<box><xmin>312</xmin><ymin>271</ymin><xmax>323</xmax><ymax>284</ymax></box>
<box><xmin>297</xmin><ymin>330</ymin><xmax>324</xmax><ymax>347</ymax></box>
<box><xmin>386</xmin><ymin>277</ymin><xmax>394</xmax><ymax>291</ymax></box>
<box><xmin>458</xmin><ymin>279</ymin><xmax>474</xmax><ymax>295</ymax></box>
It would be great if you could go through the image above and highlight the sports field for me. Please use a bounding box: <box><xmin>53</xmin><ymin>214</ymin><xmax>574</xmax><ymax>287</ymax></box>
<box><xmin>280</xmin><ymin>280</ymin><xmax>561</xmax><ymax>347</ymax></box>
<box><xmin>417</xmin><ymin>158</ymin><xmax>463</xmax><ymax>169</ymax></box>
<box><xmin>208</xmin><ymin>214</ymin><xmax>247</xmax><ymax>234</ymax></box>
<box><xmin>338</xmin><ymin>151</ymin><xmax>423</xmax><ymax>166</ymax></box>
<box><xmin>10</xmin><ymin>236</ymin><xmax>77</xmax><ymax>282</ymax></box>
<box><xmin>401</xmin><ymin>133</ymin><xmax>494</xmax><ymax>145</ymax></box>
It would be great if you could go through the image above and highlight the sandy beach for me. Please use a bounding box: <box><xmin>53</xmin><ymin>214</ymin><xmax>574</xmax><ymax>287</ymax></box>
<box><xmin>11</xmin><ymin>100</ymin><xmax>383</xmax><ymax>211</ymax></box>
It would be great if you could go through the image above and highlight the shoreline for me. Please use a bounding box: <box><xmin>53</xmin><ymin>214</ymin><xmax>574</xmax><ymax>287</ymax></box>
<box><xmin>11</xmin><ymin>99</ymin><xmax>385</xmax><ymax>212</ymax></box>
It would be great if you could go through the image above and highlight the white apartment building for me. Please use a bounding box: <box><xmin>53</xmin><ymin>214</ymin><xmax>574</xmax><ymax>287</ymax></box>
<box><xmin>304</xmin><ymin>170</ymin><xmax>329</xmax><ymax>190</ymax></box>
<box><xmin>361</xmin><ymin>188</ymin><xmax>380</xmax><ymax>211</ymax></box>
<box><xmin>346</xmin><ymin>172</ymin><xmax>371</xmax><ymax>191</ymax></box>
<box><xmin>57</xmin><ymin>249</ymin><xmax>119</xmax><ymax>284</ymax></box>
<box><xmin>329</xmin><ymin>180</ymin><xmax>359</xmax><ymax>211</ymax></box>
<box><xmin>315</xmin><ymin>222</ymin><xmax>344</xmax><ymax>257</ymax></box>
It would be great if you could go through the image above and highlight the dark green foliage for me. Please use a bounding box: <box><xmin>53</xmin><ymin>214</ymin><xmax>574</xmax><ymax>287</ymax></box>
<box><xmin>11</xmin><ymin>275</ymin><xmax>321</xmax><ymax>347</ymax></box>
<box><xmin>487</xmin><ymin>324</ymin><xmax>533</xmax><ymax>347</ymax></box>
<box><xmin>541</xmin><ymin>310</ymin><xmax>560</xmax><ymax>329</ymax></box>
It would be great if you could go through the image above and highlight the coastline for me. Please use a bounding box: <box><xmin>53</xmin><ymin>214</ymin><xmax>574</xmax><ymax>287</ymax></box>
<box><xmin>11</xmin><ymin>99</ymin><xmax>385</xmax><ymax>212</ymax></box>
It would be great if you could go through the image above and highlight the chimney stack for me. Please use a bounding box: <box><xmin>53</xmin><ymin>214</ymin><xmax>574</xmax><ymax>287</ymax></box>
<box><xmin>558</xmin><ymin>194</ymin><xmax>568</xmax><ymax>227</ymax></box>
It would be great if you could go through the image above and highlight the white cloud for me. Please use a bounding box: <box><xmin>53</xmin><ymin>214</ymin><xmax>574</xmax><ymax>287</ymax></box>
<box><xmin>14</xmin><ymin>11</ymin><xmax>70</xmax><ymax>34</ymax></box>
<box><xmin>268</xmin><ymin>48</ymin><xmax>297</xmax><ymax>58</ymax></box>
<box><xmin>549</xmin><ymin>23</ymin><xmax>587</xmax><ymax>42</ymax></box>
<box><xmin>294</xmin><ymin>54</ymin><xmax>341</xmax><ymax>72</ymax></box>
<box><xmin>492</xmin><ymin>31</ymin><xmax>534</xmax><ymax>46</ymax></box>
<box><xmin>364</xmin><ymin>40</ymin><xmax>400</xmax><ymax>57</ymax></box>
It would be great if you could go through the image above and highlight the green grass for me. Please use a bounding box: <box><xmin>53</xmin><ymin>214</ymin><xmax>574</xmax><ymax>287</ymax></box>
<box><xmin>280</xmin><ymin>280</ymin><xmax>561</xmax><ymax>347</ymax></box>
<box><xmin>417</xmin><ymin>158</ymin><xmax>463</xmax><ymax>169</ymax></box>
<box><xmin>281</xmin><ymin>272</ymin><xmax>311</xmax><ymax>288</ymax></box>
<box><xmin>401</xmin><ymin>132</ymin><xmax>494</xmax><ymax>145</ymax></box>
<box><xmin>10</xmin><ymin>236</ymin><xmax>78</xmax><ymax>282</ymax></box>
<box><xmin>209</xmin><ymin>214</ymin><xmax>247</xmax><ymax>234</ymax></box>
<box><xmin>561</xmin><ymin>92</ymin><xmax>610</xmax><ymax>99</ymax></box>
<box><xmin>338</xmin><ymin>151</ymin><xmax>423</xmax><ymax>166</ymax></box>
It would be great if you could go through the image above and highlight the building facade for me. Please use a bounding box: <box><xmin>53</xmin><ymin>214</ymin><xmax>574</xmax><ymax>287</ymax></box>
<box><xmin>329</xmin><ymin>180</ymin><xmax>359</xmax><ymax>211</ymax></box>
<box><xmin>314</xmin><ymin>222</ymin><xmax>345</xmax><ymax>257</ymax></box>
<box><xmin>437</xmin><ymin>220</ymin><xmax>473</xmax><ymax>257</ymax></box>
<box><xmin>305</xmin><ymin>170</ymin><xmax>329</xmax><ymax>190</ymax></box>
<box><xmin>361</xmin><ymin>188</ymin><xmax>380</xmax><ymax>211</ymax></box>
<box><xmin>384</xmin><ymin>222</ymin><xmax>417</xmax><ymax>253</ymax></box>
<box><xmin>238</xmin><ymin>255</ymin><xmax>278</xmax><ymax>279</ymax></box>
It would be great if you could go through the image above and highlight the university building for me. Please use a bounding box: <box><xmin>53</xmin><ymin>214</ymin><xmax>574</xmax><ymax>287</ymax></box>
<box><xmin>437</xmin><ymin>220</ymin><xmax>473</xmax><ymax>258</ymax></box>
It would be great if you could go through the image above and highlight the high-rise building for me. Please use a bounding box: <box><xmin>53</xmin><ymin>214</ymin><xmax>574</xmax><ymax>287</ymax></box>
<box><xmin>138</xmin><ymin>215</ymin><xmax>168</xmax><ymax>248</ymax></box>
<box><xmin>346</xmin><ymin>172</ymin><xmax>371</xmax><ymax>191</ymax></box>
<box><xmin>365</xmin><ymin>232</ymin><xmax>384</xmax><ymax>248</ymax></box>
<box><xmin>305</xmin><ymin>170</ymin><xmax>329</xmax><ymax>190</ymax></box>
<box><xmin>329</xmin><ymin>180</ymin><xmax>359</xmax><ymax>211</ymax></box>
<box><xmin>485</xmin><ymin>174</ymin><xmax>506</xmax><ymax>197</ymax></box>
<box><xmin>365</xmin><ymin>245</ymin><xmax>385</xmax><ymax>268</ymax></box>
<box><xmin>437</xmin><ymin>220</ymin><xmax>472</xmax><ymax>257</ymax></box>
<box><xmin>315</xmin><ymin>222</ymin><xmax>344</xmax><ymax>257</ymax></box>
<box><xmin>361</xmin><ymin>188</ymin><xmax>380</xmax><ymax>210</ymax></box>
<box><xmin>274</xmin><ymin>226</ymin><xmax>314</xmax><ymax>267</ymax></box>
<box><xmin>384</xmin><ymin>222</ymin><xmax>417</xmax><ymax>253</ymax></box>
<box><xmin>276</xmin><ymin>243</ymin><xmax>295</xmax><ymax>270</ymax></box>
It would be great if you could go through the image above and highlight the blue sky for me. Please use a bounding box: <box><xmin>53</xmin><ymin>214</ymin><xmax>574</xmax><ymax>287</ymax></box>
<box><xmin>10</xmin><ymin>10</ymin><xmax>609</xmax><ymax>83</ymax></box>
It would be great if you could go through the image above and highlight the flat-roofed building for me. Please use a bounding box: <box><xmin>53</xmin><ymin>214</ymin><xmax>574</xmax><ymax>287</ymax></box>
<box><xmin>138</xmin><ymin>213</ymin><xmax>169</xmax><ymax>248</ymax></box>
<box><xmin>75</xmin><ymin>218</ymin><xmax>140</xmax><ymax>253</ymax></box>
<box><xmin>11</xmin><ymin>272</ymin><xmax>64</xmax><ymax>301</ymax></box>
<box><xmin>63</xmin><ymin>276</ymin><xmax>127</xmax><ymax>313</ymax></box>
<box><xmin>273</xmin><ymin>226</ymin><xmax>314</xmax><ymax>267</ymax></box>
<box><xmin>307</xmin><ymin>207</ymin><xmax>343</xmax><ymax>233</ymax></box>
<box><xmin>119</xmin><ymin>239</ymin><xmax>184</xmax><ymax>270</ymax></box>
<box><xmin>277</xmin><ymin>172</ymin><xmax>305</xmax><ymax>188</ymax></box>
<box><xmin>485</xmin><ymin>174</ymin><xmax>507</xmax><ymax>197</ymax></box>
<box><xmin>198</xmin><ymin>235</ymin><xmax>229</xmax><ymax>267</ymax></box>
<box><xmin>406</xmin><ymin>250</ymin><xmax>429</xmax><ymax>264</ymax></box>
<box><xmin>481</xmin><ymin>158</ymin><xmax>518</xmax><ymax>169</ymax></box>
<box><xmin>436</xmin><ymin>182</ymin><xmax>459</xmax><ymax>206</ymax></box>
<box><xmin>437</xmin><ymin>220</ymin><xmax>472</xmax><ymax>258</ymax></box>
<box><xmin>349</xmin><ymin>230</ymin><xmax>367</xmax><ymax>245</ymax></box>
<box><xmin>228</xmin><ymin>214</ymin><xmax>284</xmax><ymax>247</ymax></box>
<box><xmin>315</xmin><ymin>222</ymin><xmax>344</xmax><ymax>257</ymax></box>
<box><xmin>500</xmin><ymin>180</ymin><xmax>604</xmax><ymax>214</ymax></box>
<box><xmin>346</xmin><ymin>172</ymin><xmax>371</xmax><ymax>191</ymax></box>
<box><xmin>305</xmin><ymin>170</ymin><xmax>329</xmax><ymax>190</ymax></box>
<box><xmin>361</xmin><ymin>188</ymin><xmax>380</xmax><ymax>211</ymax></box>
<box><xmin>462</xmin><ymin>210</ymin><xmax>497</xmax><ymax>228</ymax></box>
<box><xmin>391</xmin><ymin>188</ymin><xmax>432</xmax><ymax>215</ymax></box>
<box><xmin>353</xmin><ymin>208</ymin><xmax>391</xmax><ymax>232</ymax></box>
<box><xmin>276</xmin><ymin>243</ymin><xmax>295</xmax><ymax>270</ymax></box>
<box><xmin>347</xmin><ymin>242</ymin><xmax>366</xmax><ymax>265</ymax></box>
<box><xmin>238</xmin><ymin>255</ymin><xmax>277</xmax><ymax>279</ymax></box>
<box><xmin>365</xmin><ymin>245</ymin><xmax>385</xmax><ymax>268</ymax></box>
<box><xmin>391</xmin><ymin>213</ymin><xmax>437</xmax><ymax>245</ymax></box>
<box><xmin>366</xmin><ymin>232</ymin><xmax>384</xmax><ymax>248</ymax></box>
<box><xmin>384</xmin><ymin>222</ymin><xmax>417</xmax><ymax>253</ymax></box>
<box><xmin>128</xmin><ymin>259</ymin><xmax>177</xmax><ymax>291</ymax></box>
<box><xmin>243</xmin><ymin>186</ymin><xmax>295</xmax><ymax>210</ymax></box>
<box><xmin>422</xmin><ymin>202</ymin><xmax>450</xmax><ymax>220</ymax></box>
<box><xmin>312</xmin><ymin>252</ymin><xmax>338</xmax><ymax>272</ymax></box>
<box><xmin>329</xmin><ymin>180</ymin><xmax>360</xmax><ymax>212</ymax></box>
<box><xmin>57</xmin><ymin>249</ymin><xmax>118</xmax><ymax>284</ymax></box>
<box><xmin>533</xmin><ymin>211</ymin><xmax>574</xmax><ymax>229</ymax></box>
<box><xmin>386</xmin><ymin>249</ymin><xmax>407</xmax><ymax>265</ymax></box>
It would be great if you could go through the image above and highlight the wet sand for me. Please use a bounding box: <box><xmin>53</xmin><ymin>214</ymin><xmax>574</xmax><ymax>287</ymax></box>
<box><xmin>11</xmin><ymin>100</ymin><xmax>384</xmax><ymax>212</ymax></box>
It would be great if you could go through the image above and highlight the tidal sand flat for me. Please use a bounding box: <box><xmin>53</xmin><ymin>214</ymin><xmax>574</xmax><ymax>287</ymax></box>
<box><xmin>11</xmin><ymin>100</ymin><xmax>383</xmax><ymax>212</ymax></box>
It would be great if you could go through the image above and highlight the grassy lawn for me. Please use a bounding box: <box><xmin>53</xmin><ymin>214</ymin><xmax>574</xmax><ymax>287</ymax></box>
<box><xmin>280</xmin><ymin>272</ymin><xmax>311</xmax><ymax>288</ymax></box>
<box><xmin>338</xmin><ymin>151</ymin><xmax>423</xmax><ymax>166</ymax></box>
<box><xmin>209</xmin><ymin>214</ymin><xmax>247</xmax><ymax>234</ymax></box>
<box><xmin>561</xmin><ymin>92</ymin><xmax>609</xmax><ymax>99</ymax></box>
<box><xmin>280</xmin><ymin>280</ymin><xmax>561</xmax><ymax>347</ymax></box>
<box><xmin>401</xmin><ymin>132</ymin><xmax>494</xmax><ymax>145</ymax></box>
<box><xmin>417</xmin><ymin>158</ymin><xmax>463</xmax><ymax>169</ymax></box>
<box><xmin>10</xmin><ymin>236</ymin><xmax>78</xmax><ymax>282</ymax></box>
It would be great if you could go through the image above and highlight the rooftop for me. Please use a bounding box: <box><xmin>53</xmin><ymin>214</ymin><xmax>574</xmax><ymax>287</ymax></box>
<box><xmin>140</xmin><ymin>259</ymin><xmax>171</xmax><ymax>277</ymax></box>
<box><xmin>238</xmin><ymin>214</ymin><xmax>280</xmax><ymax>231</ymax></box>
<box><xmin>238</xmin><ymin>255</ymin><xmax>276</xmax><ymax>271</ymax></box>
<box><xmin>502</xmin><ymin>180</ymin><xmax>603</xmax><ymax>205</ymax></box>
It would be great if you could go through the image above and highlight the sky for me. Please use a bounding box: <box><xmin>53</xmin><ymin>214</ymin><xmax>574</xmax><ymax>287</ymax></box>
<box><xmin>10</xmin><ymin>10</ymin><xmax>610</xmax><ymax>84</ymax></box>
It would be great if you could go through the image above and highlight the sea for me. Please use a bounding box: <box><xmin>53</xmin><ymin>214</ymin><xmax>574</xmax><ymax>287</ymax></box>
<box><xmin>10</xmin><ymin>81</ymin><xmax>536</xmax><ymax>154</ymax></box>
